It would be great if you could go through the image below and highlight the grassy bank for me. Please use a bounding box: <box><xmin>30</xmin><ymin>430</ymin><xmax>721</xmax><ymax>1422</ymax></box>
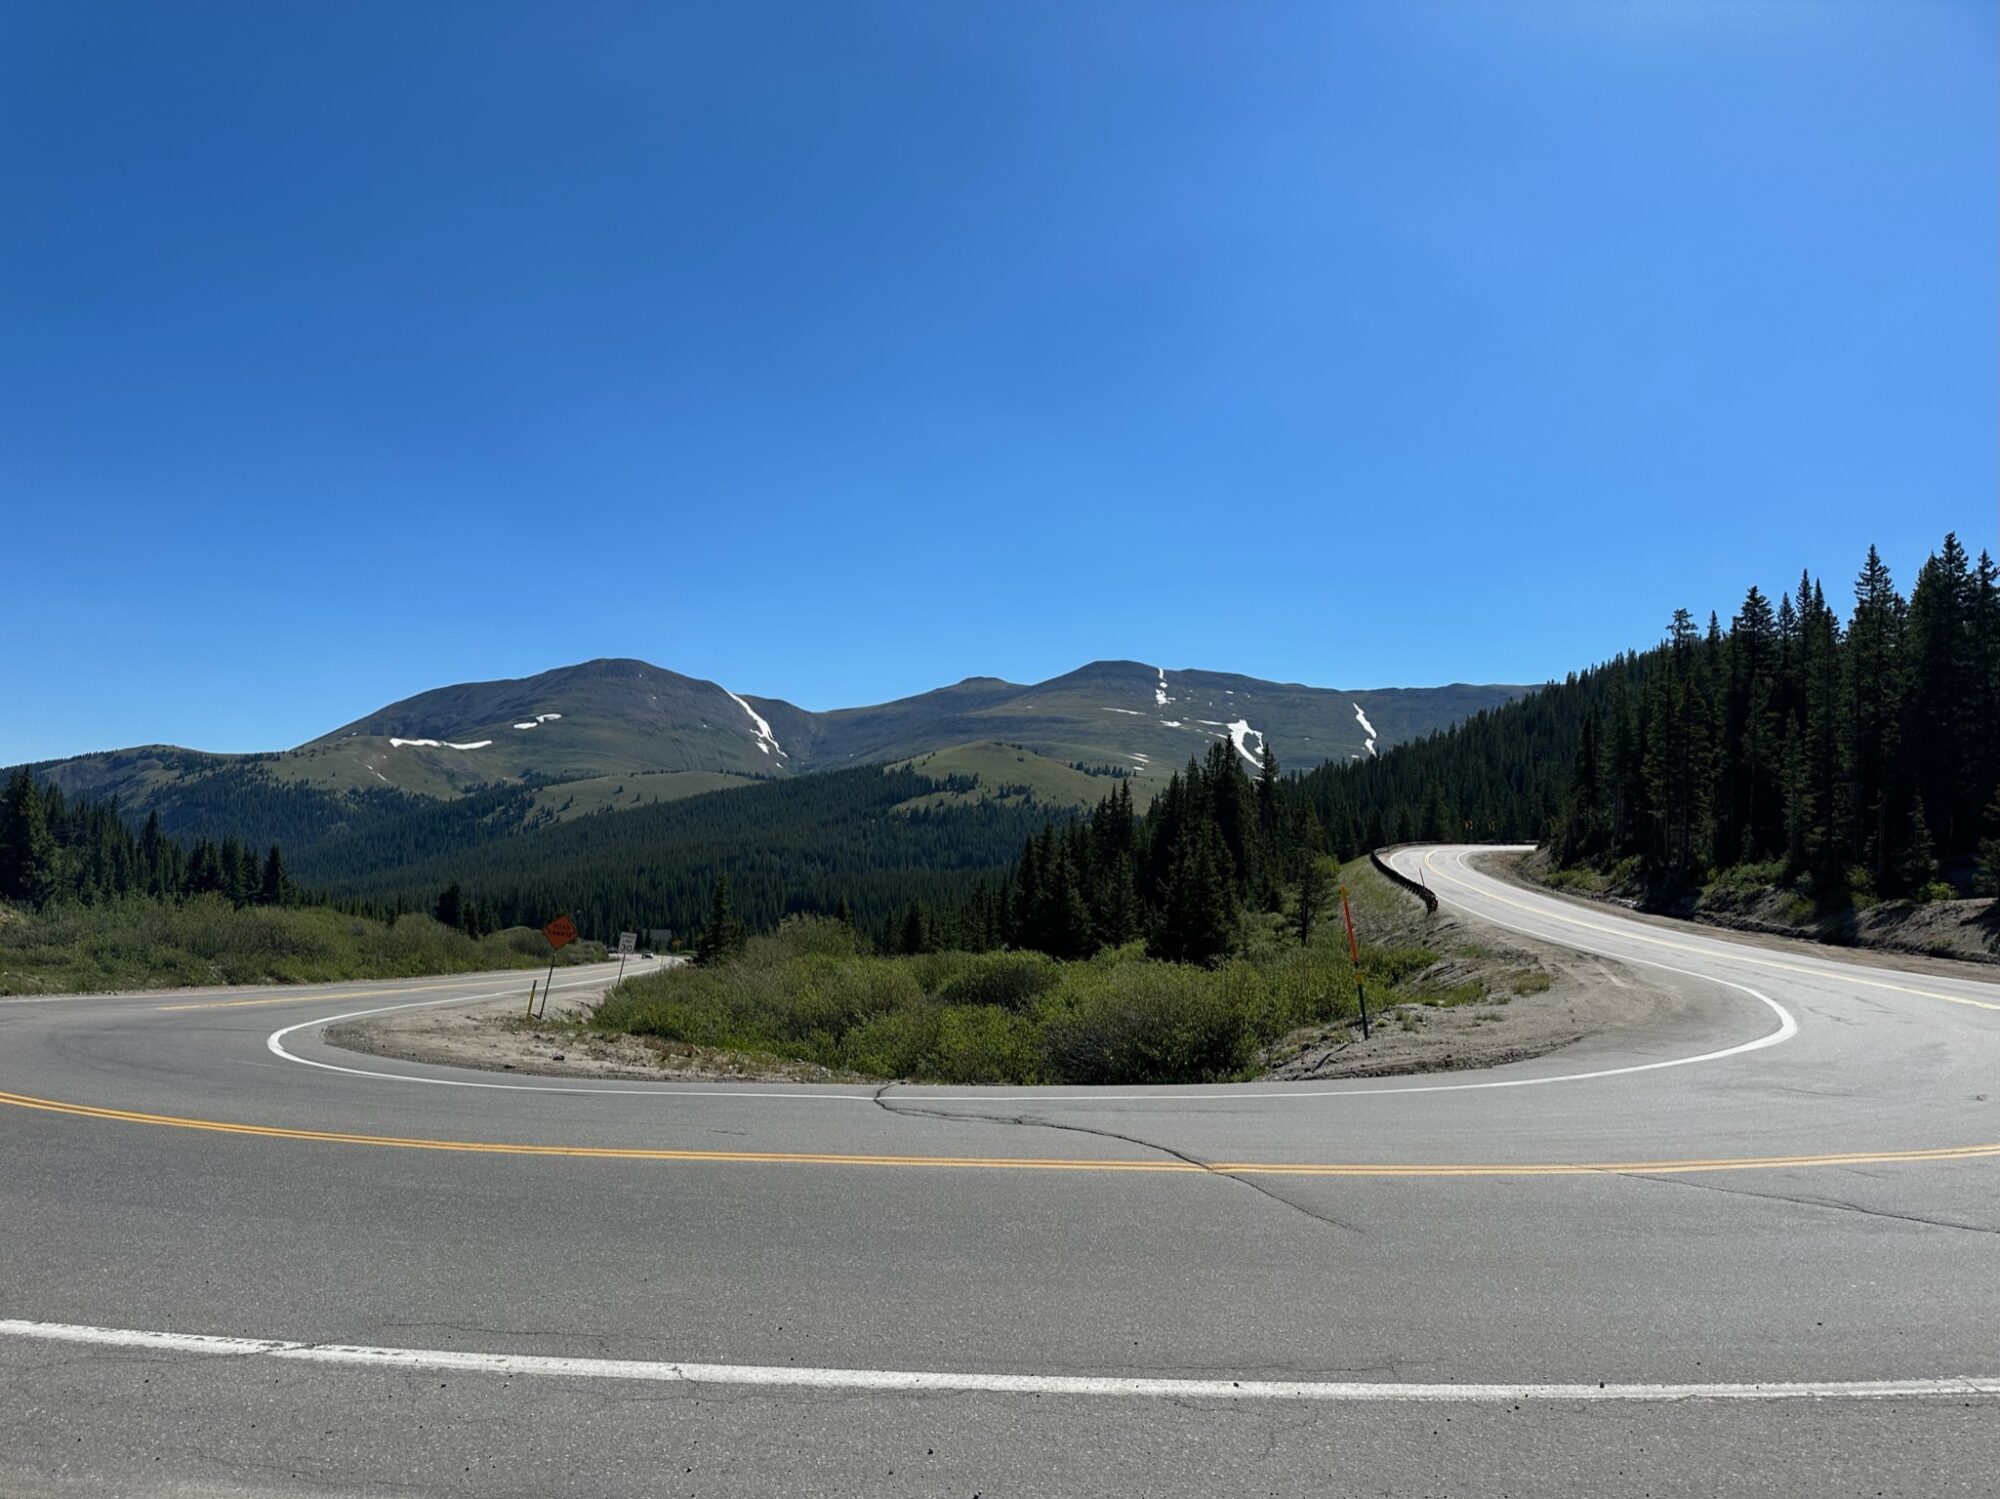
<box><xmin>592</xmin><ymin>860</ymin><xmax>1463</xmax><ymax>1085</ymax></box>
<box><xmin>0</xmin><ymin>895</ymin><xmax>608</xmax><ymax>995</ymax></box>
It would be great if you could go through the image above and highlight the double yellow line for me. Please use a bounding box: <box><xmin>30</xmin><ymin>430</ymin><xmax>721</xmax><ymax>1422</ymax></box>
<box><xmin>5</xmin><ymin>1088</ymin><xmax>1996</xmax><ymax>1177</ymax></box>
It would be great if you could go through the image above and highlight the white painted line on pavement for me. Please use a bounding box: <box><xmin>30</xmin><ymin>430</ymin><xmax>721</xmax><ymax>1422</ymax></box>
<box><xmin>4</xmin><ymin>1320</ymin><xmax>1994</xmax><ymax>1404</ymax></box>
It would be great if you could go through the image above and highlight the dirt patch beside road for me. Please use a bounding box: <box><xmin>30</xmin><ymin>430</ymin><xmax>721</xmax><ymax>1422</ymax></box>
<box><xmin>1260</xmin><ymin>870</ymin><xmax>1691</xmax><ymax>1081</ymax></box>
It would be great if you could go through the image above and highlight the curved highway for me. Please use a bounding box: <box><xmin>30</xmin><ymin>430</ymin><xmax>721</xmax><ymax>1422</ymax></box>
<box><xmin>3</xmin><ymin>846</ymin><xmax>1996</xmax><ymax>1496</ymax></box>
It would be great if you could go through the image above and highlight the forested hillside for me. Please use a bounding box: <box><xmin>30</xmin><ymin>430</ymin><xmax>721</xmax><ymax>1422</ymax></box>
<box><xmin>0</xmin><ymin>766</ymin><xmax>293</xmax><ymax>910</ymax></box>
<box><xmin>292</xmin><ymin>764</ymin><xmax>1071</xmax><ymax>940</ymax></box>
<box><xmin>1296</xmin><ymin>532</ymin><xmax>2000</xmax><ymax>901</ymax></box>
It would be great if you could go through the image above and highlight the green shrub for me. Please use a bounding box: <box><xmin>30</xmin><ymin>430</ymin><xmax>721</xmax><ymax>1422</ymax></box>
<box><xmin>0</xmin><ymin>897</ymin><xmax>588</xmax><ymax>996</ymax></box>
<box><xmin>1707</xmin><ymin>860</ymin><xmax>1790</xmax><ymax>895</ymax></box>
<box><xmin>934</xmin><ymin>951</ymin><xmax>1062</xmax><ymax>1011</ymax></box>
<box><xmin>1037</xmin><ymin>963</ymin><xmax>1258</xmax><ymax>1085</ymax></box>
<box><xmin>591</xmin><ymin>924</ymin><xmax>1472</xmax><ymax>1086</ymax></box>
<box><xmin>746</xmin><ymin>915</ymin><xmax>863</xmax><ymax>965</ymax></box>
<box><xmin>929</xmin><ymin>1005</ymin><xmax>1044</xmax><ymax>1084</ymax></box>
<box><xmin>841</xmin><ymin>1002</ymin><xmax>942</xmax><ymax>1077</ymax></box>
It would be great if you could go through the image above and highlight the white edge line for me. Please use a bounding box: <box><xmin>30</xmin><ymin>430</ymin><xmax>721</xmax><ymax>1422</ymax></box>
<box><xmin>3</xmin><ymin>1321</ymin><xmax>1993</xmax><ymax>1404</ymax></box>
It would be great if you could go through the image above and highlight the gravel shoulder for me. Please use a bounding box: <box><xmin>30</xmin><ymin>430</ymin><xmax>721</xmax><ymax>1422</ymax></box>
<box><xmin>1258</xmin><ymin>873</ymin><xmax>1690</xmax><ymax>1081</ymax></box>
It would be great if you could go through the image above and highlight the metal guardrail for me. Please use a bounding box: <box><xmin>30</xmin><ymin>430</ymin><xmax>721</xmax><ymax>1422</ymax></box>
<box><xmin>1370</xmin><ymin>847</ymin><xmax>1439</xmax><ymax>914</ymax></box>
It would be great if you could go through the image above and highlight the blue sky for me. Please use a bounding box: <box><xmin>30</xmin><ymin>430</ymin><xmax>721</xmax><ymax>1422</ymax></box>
<box><xmin>3</xmin><ymin>1</ymin><xmax>1993</xmax><ymax>763</ymax></box>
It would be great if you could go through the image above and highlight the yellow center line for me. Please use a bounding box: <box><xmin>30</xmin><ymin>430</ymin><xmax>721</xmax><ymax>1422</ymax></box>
<box><xmin>4</xmin><ymin>1089</ymin><xmax>1995</xmax><ymax>1177</ymax></box>
<box><xmin>1424</xmin><ymin>853</ymin><xmax>2000</xmax><ymax>1013</ymax></box>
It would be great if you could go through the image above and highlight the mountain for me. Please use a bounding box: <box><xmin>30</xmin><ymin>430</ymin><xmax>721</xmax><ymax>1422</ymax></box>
<box><xmin>20</xmin><ymin>659</ymin><xmax>1527</xmax><ymax>858</ymax></box>
<box><xmin>296</xmin><ymin>657</ymin><xmax>1523</xmax><ymax>792</ymax></box>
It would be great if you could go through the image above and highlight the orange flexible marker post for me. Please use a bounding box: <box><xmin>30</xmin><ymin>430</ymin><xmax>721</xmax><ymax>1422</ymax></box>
<box><xmin>1341</xmin><ymin>887</ymin><xmax>1369</xmax><ymax>1040</ymax></box>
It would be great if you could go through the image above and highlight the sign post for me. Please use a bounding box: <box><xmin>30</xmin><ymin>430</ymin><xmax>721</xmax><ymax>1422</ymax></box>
<box><xmin>615</xmin><ymin>930</ymin><xmax>636</xmax><ymax>985</ymax></box>
<box><xmin>539</xmin><ymin>914</ymin><xmax>578</xmax><ymax>1020</ymax></box>
<box><xmin>1340</xmin><ymin>887</ymin><xmax>1370</xmax><ymax>1041</ymax></box>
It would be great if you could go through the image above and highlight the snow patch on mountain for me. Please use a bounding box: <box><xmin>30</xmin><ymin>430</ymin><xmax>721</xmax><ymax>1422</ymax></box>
<box><xmin>512</xmin><ymin>713</ymin><xmax>563</xmax><ymax>730</ymax></box>
<box><xmin>389</xmin><ymin>738</ymin><xmax>492</xmax><ymax>750</ymax></box>
<box><xmin>1154</xmin><ymin>667</ymin><xmax>1174</xmax><ymax>707</ymax></box>
<box><xmin>724</xmin><ymin>688</ymin><xmax>787</xmax><ymax>759</ymax></box>
<box><xmin>1353</xmin><ymin>703</ymin><xmax>1378</xmax><ymax>757</ymax></box>
<box><xmin>1226</xmin><ymin>720</ymin><xmax>1265</xmax><ymax>769</ymax></box>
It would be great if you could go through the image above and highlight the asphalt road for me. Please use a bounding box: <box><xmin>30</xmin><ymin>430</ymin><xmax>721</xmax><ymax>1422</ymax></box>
<box><xmin>3</xmin><ymin>847</ymin><xmax>1996</xmax><ymax>1497</ymax></box>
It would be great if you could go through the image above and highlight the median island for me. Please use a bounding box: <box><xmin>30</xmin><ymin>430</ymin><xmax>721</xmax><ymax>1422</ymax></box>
<box><xmin>329</xmin><ymin>855</ymin><xmax>1681</xmax><ymax>1086</ymax></box>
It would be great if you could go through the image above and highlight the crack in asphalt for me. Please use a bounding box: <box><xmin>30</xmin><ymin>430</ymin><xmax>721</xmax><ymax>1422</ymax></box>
<box><xmin>871</xmin><ymin>1085</ymin><xmax>1365</xmax><ymax>1235</ymax></box>
<box><xmin>1621</xmin><ymin>1170</ymin><xmax>2000</xmax><ymax>1237</ymax></box>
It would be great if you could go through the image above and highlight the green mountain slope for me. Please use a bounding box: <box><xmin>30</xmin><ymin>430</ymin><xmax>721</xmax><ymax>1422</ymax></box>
<box><xmin>17</xmin><ymin>660</ymin><xmax>1524</xmax><ymax>882</ymax></box>
<box><xmin>305</xmin><ymin>658</ymin><xmax>795</xmax><ymax>790</ymax></box>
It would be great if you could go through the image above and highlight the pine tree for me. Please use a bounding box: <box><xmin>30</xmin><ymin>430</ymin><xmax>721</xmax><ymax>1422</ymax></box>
<box><xmin>1848</xmin><ymin>547</ymin><xmax>1907</xmax><ymax>892</ymax></box>
<box><xmin>1294</xmin><ymin>857</ymin><xmax>1330</xmax><ymax>946</ymax></box>
<box><xmin>434</xmin><ymin>882</ymin><xmax>466</xmax><ymax>931</ymax></box>
<box><xmin>139</xmin><ymin>811</ymin><xmax>168</xmax><ymax>896</ymax></box>
<box><xmin>1721</xmin><ymin>584</ymin><xmax>1781</xmax><ymax>864</ymax></box>
<box><xmin>1899</xmin><ymin>800</ymin><xmax>1939</xmax><ymax>896</ymax></box>
<box><xmin>1036</xmin><ymin>844</ymin><xmax>1095</xmax><ymax>960</ymax></box>
<box><xmin>695</xmin><ymin>874</ymin><xmax>748</xmax><ymax>965</ymax></box>
<box><xmin>898</xmin><ymin>900</ymin><xmax>933</xmax><ymax>955</ymax></box>
<box><xmin>1151</xmin><ymin>822</ymin><xmax>1238</xmax><ymax>965</ymax></box>
<box><xmin>1256</xmin><ymin>741</ymin><xmax>1281</xmax><ymax>845</ymax></box>
<box><xmin>0</xmin><ymin>767</ymin><xmax>57</xmax><ymax>907</ymax></box>
<box><xmin>260</xmin><ymin>845</ymin><xmax>291</xmax><ymax>907</ymax></box>
<box><xmin>1094</xmin><ymin>853</ymin><xmax>1142</xmax><ymax>949</ymax></box>
<box><xmin>1904</xmin><ymin>534</ymin><xmax>1978</xmax><ymax>851</ymax></box>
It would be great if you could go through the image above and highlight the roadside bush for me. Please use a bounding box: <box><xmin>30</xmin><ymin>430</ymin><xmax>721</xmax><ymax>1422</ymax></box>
<box><xmin>0</xmin><ymin>897</ymin><xmax>589</xmax><ymax>995</ymax></box>
<box><xmin>841</xmin><ymin>1001</ymin><xmax>943</xmax><ymax>1077</ymax></box>
<box><xmin>746</xmin><ymin>915</ymin><xmax>863</xmax><ymax>966</ymax></box>
<box><xmin>1037</xmin><ymin>963</ymin><xmax>1257</xmax><ymax>1085</ymax></box>
<box><xmin>784</xmin><ymin>955</ymin><xmax>924</xmax><ymax>1039</ymax></box>
<box><xmin>1707</xmin><ymin>860</ymin><xmax>1790</xmax><ymax>896</ymax></box>
<box><xmin>929</xmin><ymin>1005</ymin><xmax>1044</xmax><ymax>1084</ymax></box>
<box><xmin>935</xmin><ymin>950</ymin><xmax>1062</xmax><ymax>1011</ymax></box>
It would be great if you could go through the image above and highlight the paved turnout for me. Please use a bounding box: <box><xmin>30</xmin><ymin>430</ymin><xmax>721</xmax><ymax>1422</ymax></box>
<box><xmin>2</xmin><ymin>847</ymin><xmax>1996</xmax><ymax>1497</ymax></box>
